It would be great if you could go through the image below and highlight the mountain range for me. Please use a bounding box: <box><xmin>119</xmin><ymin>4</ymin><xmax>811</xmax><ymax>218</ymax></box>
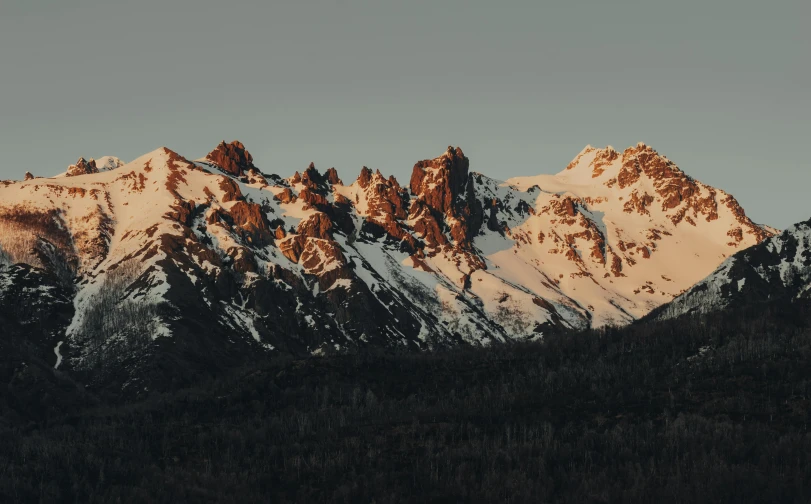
<box><xmin>0</xmin><ymin>140</ymin><xmax>789</xmax><ymax>392</ymax></box>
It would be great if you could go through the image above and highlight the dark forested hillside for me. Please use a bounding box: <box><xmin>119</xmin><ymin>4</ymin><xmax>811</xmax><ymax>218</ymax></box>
<box><xmin>3</xmin><ymin>300</ymin><xmax>811</xmax><ymax>503</ymax></box>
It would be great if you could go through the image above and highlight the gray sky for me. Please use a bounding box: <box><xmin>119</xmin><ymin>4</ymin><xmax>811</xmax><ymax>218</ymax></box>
<box><xmin>0</xmin><ymin>0</ymin><xmax>808</xmax><ymax>228</ymax></box>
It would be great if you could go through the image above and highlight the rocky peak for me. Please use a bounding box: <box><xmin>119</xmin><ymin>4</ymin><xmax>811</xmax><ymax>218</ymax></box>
<box><xmin>325</xmin><ymin>167</ymin><xmax>342</xmax><ymax>185</ymax></box>
<box><xmin>564</xmin><ymin>145</ymin><xmax>623</xmax><ymax>180</ymax></box>
<box><xmin>24</xmin><ymin>172</ymin><xmax>35</xmax><ymax>181</ymax></box>
<box><xmin>357</xmin><ymin>166</ymin><xmax>373</xmax><ymax>188</ymax></box>
<box><xmin>409</xmin><ymin>146</ymin><xmax>470</xmax><ymax>215</ymax></box>
<box><xmin>408</xmin><ymin>146</ymin><xmax>484</xmax><ymax>251</ymax></box>
<box><xmin>66</xmin><ymin>157</ymin><xmax>98</xmax><ymax>177</ymax></box>
<box><xmin>592</xmin><ymin>143</ymin><xmax>772</xmax><ymax>242</ymax></box>
<box><xmin>564</xmin><ymin>143</ymin><xmax>678</xmax><ymax>184</ymax></box>
<box><xmin>300</xmin><ymin>162</ymin><xmax>330</xmax><ymax>193</ymax></box>
<box><xmin>616</xmin><ymin>143</ymin><xmax>683</xmax><ymax>189</ymax></box>
<box><xmin>358</xmin><ymin>168</ymin><xmax>410</xmax><ymax>221</ymax></box>
<box><xmin>205</xmin><ymin>140</ymin><xmax>256</xmax><ymax>177</ymax></box>
<box><xmin>589</xmin><ymin>147</ymin><xmax>620</xmax><ymax>178</ymax></box>
<box><xmin>296</xmin><ymin>212</ymin><xmax>334</xmax><ymax>240</ymax></box>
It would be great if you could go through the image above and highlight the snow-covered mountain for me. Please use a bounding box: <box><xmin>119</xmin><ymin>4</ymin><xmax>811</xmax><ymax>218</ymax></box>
<box><xmin>0</xmin><ymin>141</ymin><xmax>774</xmax><ymax>390</ymax></box>
<box><xmin>654</xmin><ymin>218</ymin><xmax>811</xmax><ymax>320</ymax></box>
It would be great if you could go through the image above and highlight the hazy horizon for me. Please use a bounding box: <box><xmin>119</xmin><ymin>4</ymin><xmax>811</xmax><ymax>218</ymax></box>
<box><xmin>0</xmin><ymin>0</ymin><xmax>807</xmax><ymax>228</ymax></box>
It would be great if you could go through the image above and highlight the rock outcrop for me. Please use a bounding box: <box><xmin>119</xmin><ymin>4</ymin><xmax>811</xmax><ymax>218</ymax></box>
<box><xmin>408</xmin><ymin>146</ymin><xmax>484</xmax><ymax>250</ymax></box>
<box><xmin>205</xmin><ymin>140</ymin><xmax>257</xmax><ymax>177</ymax></box>
<box><xmin>66</xmin><ymin>157</ymin><xmax>98</xmax><ymax>177</ymax></box>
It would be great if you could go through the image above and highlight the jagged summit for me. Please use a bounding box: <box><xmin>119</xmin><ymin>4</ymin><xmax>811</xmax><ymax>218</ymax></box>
<box><xmin>301</xmin><ymin>162</ymin><xmax>327</xmax><ymax>188</ymax></box>
<box><xmin>410</xmin><ymin>146</ymin><xmax>470</xmax><ymax>207</ymax></box>
<box><xmin>66</xmin><ymin>157</ymin><xmax>97</xmax><ymax>177</ymax></box>
<box><xmin>63</xmin><ymin>155</ymin><xmax>125</xmax><ymax>178</ymax></box>
<box><xmin>407</xmin><ymin>145</ymin><xmax>484</xmax><ymax>251</ymax></box>
<box><xmin>562</xmin><ymin>143</ymin><xmax>667</xmax><ymax>181</ymax></box>
<box><xmin>325</xmin><ymin>167</ymin><xmax>342</xmax><ymax>185</ymax></box>
<box><xmin>524</xmin><ymin>143</ymin><xmax>771</xmax><ymax>242</ymax></box>
<box><xmin>205</xmin><ymin>140</ymin><xmax>256</xmax><ymax>177</ymax></box>
<box><xmin>356</xmin><ymin>166</ymin><xmax>373</xmax><ymax>187</ymax></box>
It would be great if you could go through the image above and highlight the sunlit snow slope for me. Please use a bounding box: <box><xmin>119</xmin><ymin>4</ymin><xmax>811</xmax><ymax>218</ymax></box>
<box><xmin>654</xmin><ymin>218</ymin><xmax>811</xmax><ymax>319</ymax></box>
<box><xmin>499</xmin><ymin>143</ymin><xmax>774</xmax><ymax>326</ymax></box>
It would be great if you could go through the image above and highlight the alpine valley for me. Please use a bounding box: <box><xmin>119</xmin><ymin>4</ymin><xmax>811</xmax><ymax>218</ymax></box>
<box><xmin>0</xmin><ymin>141</ymin><xmax>778</xmax><ymax>392</ymax></box>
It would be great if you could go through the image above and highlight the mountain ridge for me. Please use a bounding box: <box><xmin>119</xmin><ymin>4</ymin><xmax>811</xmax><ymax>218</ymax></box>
<box><xmin>0</xmin><ymin>140</ymin><xmax>775</xmax><ymax>392</ymax></box>
<box><xmin>654</xmin><ymin>217</ymin><xmax>811</xmax><ymax>320</ymax></box>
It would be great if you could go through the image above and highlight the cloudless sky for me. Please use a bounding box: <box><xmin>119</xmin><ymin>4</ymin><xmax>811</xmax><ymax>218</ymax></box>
<box><xmin>0</xmin><ymin>0</ymin><xmax>808</xmax><ymax>227</ymax></box>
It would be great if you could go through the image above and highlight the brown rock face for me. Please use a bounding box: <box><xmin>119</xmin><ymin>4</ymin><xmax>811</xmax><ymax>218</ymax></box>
<box><xmin>610</xmin><ymin>254</ymin><xmax>624</xmax><ymax>277</ymax></box>
<box><xmin>274</xmin><ymin>188</ymin><xmax>297</xmax><ymax>204</ymax></box>
<box><xmin>408</xmin><ymin>146</ymin><xmax>484</xmax><ymax>250</ymax></box>
<box><xmin>300</xmin><ymin>163</ymin><xmax>329</xmax><ymax>193</ymax></box>
<box><xmin>542</xmin><ymin>196</ymin><xmax>579</xmax><ymax>225</ymax></box>
<box><xmin>229</xmin><ymin>201</ymin><xmax>272</xmax><ymax>246</ymax></box>
<box><xmin>205</xmin><ymin>141</ymin><xmax>256</xmax><ymax>177</ymax></box>
<box><xmin>611</xmin><ymin>144</ymin><xmax>770</xmax><ymax>242</ymax></box>
<box><xmin>300</xmin><ymin>239</ymin><xmax>346</xmax><ymax>274</ymax></box>
<box><xmin>325</xmin><ymin>167</ymin><xmax>342</xmax><ymax>185</ymax></box>
<box><xmin>357</xmin><ymin>169</ymin><xmax>409</xmax><ymax>220</ymax></box>
<box><xmin>590</xmin><ymin>147</ymin><xmax>619</xmax><ymax>177</ymax></box>
<box><xmin>334</xmin><ymin>193</ymin><xmax>351</xmax><ymax>206</ymax></box>
<box><xmin>560</xmin><ymin>197</ymin><xmax>577</xmax><ymax>217</ymax></box>
<box><xmin>165</xmin><ymin>200</ymin><xmax>196</xmax><ymax>226</ymax></box>
<box><xmin>623</xmin><ymin>191</ymin><xmax>655</xmax><ymax>216</ymax></box>
<box><xmin>616</xmin><ymin>143</ymin><xmax>677</xmax><ymax>189</ymax></box>
<box><xmin>298</xmin><ymin>189</ymin><xmax>329</xmax><ymax>210</ymax></box>
<box><xmin>206</xmin><ymin>209</ymin><xmax>221</xmax><ymax>226</ymax></box>
<box><xmin>24</xmin><ymin>172</ymin><xmax>34</xmax><ymax>181</ymax></box>
<box><xmin>410</xmin><ymin>146</ymin><xmax>469</xmax><ymax>215</ymax></box>
<box><xmin>409</xmin><ymin>201</ymin><xmax>448</xmax><ymax>250</ymax></box>
<box><xmin>357</xmin><ymin>167</ymin><xmax>373</xmax><ymax>188</ymax></box>
<box><xmin>66</xmin><ymin>157</ymin><xmax>98</xmax><ymax>177</ymax></box>
<box><xmin>218</xmin><ymin>176</ymin><xmax>244</xmax><ymax>203</ymax></box>
<box><xmin>727</xmin><ymin>227</ymin><xmax>744</xmax><ymax>245</ymax></box>
<box><xmin>297</xmin><ymin>212</ymin><xmax>333</xmax><ymax>240</ymax></box>
<box><xmin>360</xmin><ymin>215</ymin><xmax>419</xmax><ymax>254</ymax></box>
<box><xmin>278</xmin><ymin>235</ymin><xmax>306</xmax><ymax>263</ymax></box>
<box><xmin>163</xmin><ymin>148</ymin><xmax>195</xmax><ymax>199</ymax></box>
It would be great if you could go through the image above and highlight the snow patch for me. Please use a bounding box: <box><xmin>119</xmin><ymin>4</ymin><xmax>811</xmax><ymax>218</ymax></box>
<box><xmin>53</xmin><ymin>341</ymin><xmax>64</xmax><ymax>369</ymax></box>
